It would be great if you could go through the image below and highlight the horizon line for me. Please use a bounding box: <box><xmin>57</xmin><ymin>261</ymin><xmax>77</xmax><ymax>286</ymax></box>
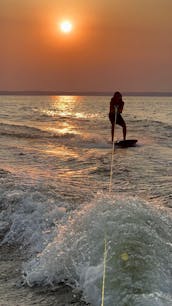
<box><xmin>0</xmin><ymin>90</ymin><xmax>172</xmax><ymax>97</ymax></box>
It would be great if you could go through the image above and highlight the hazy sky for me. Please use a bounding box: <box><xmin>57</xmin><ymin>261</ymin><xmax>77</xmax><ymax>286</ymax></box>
<box><xmin>1</xmin><ymin>0</ymin><xmax>172</xmax><ymax>92</ymax></box>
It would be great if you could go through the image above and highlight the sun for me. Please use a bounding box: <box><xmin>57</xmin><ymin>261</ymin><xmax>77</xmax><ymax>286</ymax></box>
<box><xmin>60</xmin><ymin>20</ymin><xmax>73</xmax><ymax>34</ymax></box>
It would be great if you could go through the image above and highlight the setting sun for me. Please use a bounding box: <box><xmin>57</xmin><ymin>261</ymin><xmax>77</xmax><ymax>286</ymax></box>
<box><xmin>60</xmin><ymin>20</ymin><xmax>73</xmax><ymax>34</ymax></box>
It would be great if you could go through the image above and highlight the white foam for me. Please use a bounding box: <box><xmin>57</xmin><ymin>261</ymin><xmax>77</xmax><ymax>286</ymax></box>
<box><xmin>0</xmin><ymin>189</ymin><xmax>66</xmax><ymax>254</ymax></box>
<box><xmin>23</xmin><ymin>193</ymin><xmax>172</xmax><ymax>305</ymax></box>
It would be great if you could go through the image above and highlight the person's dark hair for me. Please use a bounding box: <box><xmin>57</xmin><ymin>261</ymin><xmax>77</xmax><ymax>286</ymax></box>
<box><xmin>113</xmin><ymin>91</ymin><xmax>122</xmax><ymax>98</ymax></box>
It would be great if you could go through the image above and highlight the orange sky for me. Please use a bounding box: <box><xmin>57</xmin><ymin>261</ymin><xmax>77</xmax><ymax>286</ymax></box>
<box><xmin>1</xmin><ymin>0</ymin><xmax>172</xmax><ymax>92</ymax></box>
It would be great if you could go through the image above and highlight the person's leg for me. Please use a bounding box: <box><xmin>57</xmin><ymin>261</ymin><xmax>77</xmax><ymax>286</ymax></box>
<box><xmin>117</xmin><ymin>114</ymin><xmax>126</xmax><ymax>140</ymax></box>
<box><xmin>122</xmin><ymin>122</ymin><xmax>127</xmax><ymax>140</ymax></box>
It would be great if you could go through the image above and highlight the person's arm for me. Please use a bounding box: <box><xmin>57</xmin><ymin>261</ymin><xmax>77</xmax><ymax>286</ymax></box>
<box><xmin>110</xmin><ymin>99</ymin><xmax>116</xmax><ymax>113</ymax></box>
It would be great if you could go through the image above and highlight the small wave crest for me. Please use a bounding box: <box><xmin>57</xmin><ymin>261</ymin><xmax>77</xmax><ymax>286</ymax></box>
<box><xmin>0</xmin><ymin>123</ymin><xmax>48</xmax><ymax>139</ymax></box>
<box><xmin>0</xmin><ymin>122</ymin><xmax>79</xmax><ymax>140</ymax></box>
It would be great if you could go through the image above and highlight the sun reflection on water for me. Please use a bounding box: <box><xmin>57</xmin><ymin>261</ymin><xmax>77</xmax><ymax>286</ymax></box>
<box><xmin>42</xmin><ymin>95</ymin><xmax>84</xmax><ymax>135</ymax></box>
<box><xmin>46</xmin><ymin>122</ymin><xmax>76</xmax><ymax>135</ymax></box>
<box><xmin>52</xmin><ymin>95</ymin><xmax>81</xmax><ymax>117</ymax></box>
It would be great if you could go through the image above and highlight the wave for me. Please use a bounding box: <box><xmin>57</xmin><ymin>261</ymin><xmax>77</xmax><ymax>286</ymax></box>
<box><xmin>0</xmin><ymin>123</ymin><xmax>110</xmax><ymax>151</ymax></box>
<box><xmin>1</xmin><ymin>176</ymin><xmax>172</xmax><ymax>305</ymax></box>
<box><xmin>20</xmin><ymin>193</ymin><xmax>172</xmax><ymax>306</ymax></box>
<box><xmin>0</xmin><ymin>168</ymin><xmax>12</xmax><ymax>177</ymax></box>
<box><xmin>0</xmin><ymin>122</ymin><xmax>78</xmax><ymax>140</ymax></box>
<box><xmin>0</xmin><ymin>122</ymin><xmax>47</xmax><ymax>138</ymax></box>
<box><xmin>127</xmin><ymin>118</ymin><xmax>171</xmax><ymax>148</ymax></box>
<box><xmin>0</xmin><ymin>183</ymin><xmax>67</xmax><ymax>253</ymax></box>
<box><xmin>128</xmin><ymin>118</ymin><xmax>171</xmax><ymax>131</ymax></box>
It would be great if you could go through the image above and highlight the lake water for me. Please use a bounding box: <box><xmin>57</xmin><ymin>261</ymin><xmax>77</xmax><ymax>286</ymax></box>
<box><xmin>0</xmin><ymin>95</ymin><xmax>172</xmax><ymax>305</ymax></box>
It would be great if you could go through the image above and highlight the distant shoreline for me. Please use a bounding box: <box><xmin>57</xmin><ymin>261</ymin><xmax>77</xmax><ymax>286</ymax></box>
<box><xmin>0</xmin><ymin>91</ymin><xmax>172</xmax><ymax>97</ymax></box>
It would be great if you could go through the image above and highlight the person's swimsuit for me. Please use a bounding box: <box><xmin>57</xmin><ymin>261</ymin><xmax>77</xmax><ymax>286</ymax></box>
<box><xmin>109</xmin><ymin>111</ymin><xmax>125</xmax><ymax>126</ymax></box>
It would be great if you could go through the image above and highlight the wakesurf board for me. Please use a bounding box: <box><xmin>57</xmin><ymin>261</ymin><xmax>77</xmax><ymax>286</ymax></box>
<box><xmin>115</xmin><ymin>139</ymin><xmax>138</xmax><ymax>148</ymax></box>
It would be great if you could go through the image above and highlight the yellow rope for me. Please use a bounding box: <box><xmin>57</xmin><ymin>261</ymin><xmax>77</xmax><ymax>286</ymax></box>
<box><xmin>109</xmin><ymin>107</ymin><xmax>117</xmax><ymax>193</ymax></box>
<box><xmin>109</xmin><ymin>141</ymin><xmax>115</xmax><ymax>193</ymax></box>
<box><xmin>101</xmin><ymin>237</ymin><xmax>107</xmax><ymax>306</ymax></box>
<box><xmin>101</xmin><ymin>107</ymin><xmax>118</xmax><ymax>305</ymax></box>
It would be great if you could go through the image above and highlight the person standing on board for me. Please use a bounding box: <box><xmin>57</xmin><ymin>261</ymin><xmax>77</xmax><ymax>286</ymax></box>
<box><xmin>109</xmin><ymin>91</ymin><xmax>127</xmax><ymax>142</ymax></box>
